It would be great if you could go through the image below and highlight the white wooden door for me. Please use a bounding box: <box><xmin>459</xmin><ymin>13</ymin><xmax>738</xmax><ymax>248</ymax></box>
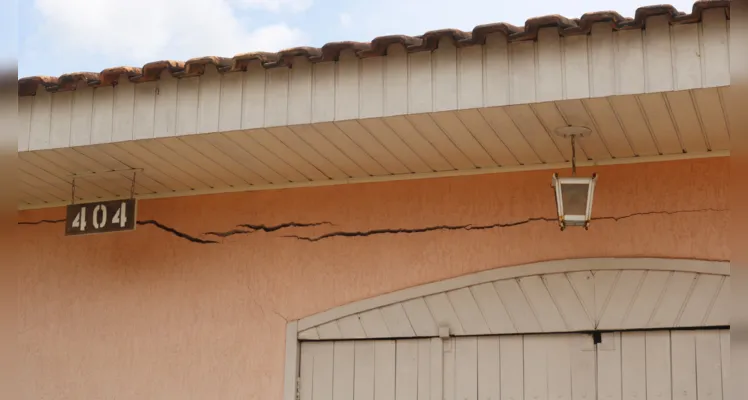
<box><xmin>598</xmin><ymin>329</ymin><xmax>730</xmax><ymax>400</ymax></box>
<box><xmin>300</xmin><ymin>329</ymin><xmax>728</xmax><ymax>400</ymax></box>
<box><xmin>299</xmin><ymin>338</ymin><xmax>443</xmax><ymax>400</ymax></box>
<box><xmin>443</xmin><ymin>333</ymin><xmax>596</xmax><ymax>400</ymax></box>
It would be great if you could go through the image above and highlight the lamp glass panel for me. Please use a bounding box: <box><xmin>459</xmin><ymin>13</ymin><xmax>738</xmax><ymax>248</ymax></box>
<box><xmin>560</xmin><ymin>183</ymin><xmax>590</xmax><ymax>216</ymax></box>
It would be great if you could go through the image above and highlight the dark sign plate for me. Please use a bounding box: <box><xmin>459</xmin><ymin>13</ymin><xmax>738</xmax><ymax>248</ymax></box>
<box><xmin>65</xmin><ymin>199</ymin><xmax>137</xmax><ymax>236</ymax></box>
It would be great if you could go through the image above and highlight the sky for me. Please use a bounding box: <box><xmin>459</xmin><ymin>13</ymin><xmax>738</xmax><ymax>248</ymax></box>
<box><xmin>16</xmin><ymin>0</ymin><xmax>698</xmax><ymax>78</ymax></box>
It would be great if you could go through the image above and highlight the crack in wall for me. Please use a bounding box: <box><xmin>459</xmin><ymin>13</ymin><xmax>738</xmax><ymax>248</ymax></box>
<box><xmin>204</xmin><ymin>222</ymin><xmax>332</xmax><ymax>238</ymax></box>
<box><xmin>18</xmin><ymin>219</ymin><xmax>65</xmax><ymax>225</ymax></box>
<box><xmin>16</xmin><ymin>217</ymin><xmax>217</xmax><ymax>244</ymax></box>
<box><xmin>17</xmin><ymin>208</ymin><xmax>727</xmax><ymax>244</ymax></box>
<box><xmin>284</xmin><ymin>217</ymin><xmax>557</xmax><ymax>242</ymax></box>
<box><xmin>135</xmin><ymin>220</ymin><xmax>218</xmax><ymax>244</ymax></box>
<box><xmin>284</xmin><ymin>208</ymin><xmax>728</xmax><ymax>242</ymax></box>
<box><xmin>16</xmin><ymin>218</ymin><xmax>329</xmax><ymax>245</ymax></box>
<box><xmin>251</xmin><ymin>298</ymin><xmax>289</xmax><ymax>323</ymax></box>
<box><xmin>591</xmin><ymin>208</ymin><xmax>726</xmax><ymax>221</ymax></box>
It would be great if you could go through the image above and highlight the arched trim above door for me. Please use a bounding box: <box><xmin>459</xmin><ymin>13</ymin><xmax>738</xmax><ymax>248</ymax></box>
<box><xmin>283</xmin><ymin>258</ymin><xmax>729</xmax><ymax>400</ymax></box>
<box><xmin>297</xmin><ymin>258</ymin><xmax>729</xmax><ymax>340</ymax></box>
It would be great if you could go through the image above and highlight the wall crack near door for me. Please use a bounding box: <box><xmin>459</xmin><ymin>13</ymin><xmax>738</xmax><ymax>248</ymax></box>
<box><xmin>204</xmin><ymin>222</ymin><xmax>333</xmax><ymax>238</ymax></box>
<box><xmin>284</xmin><ymin>208</ymin><xmax>727</xmax><ymax>242</ymax></box>
<box><xmin>17</xmin><ymin>208</ymin><xmax>727</xmax><ymax>244</ymax></box>
<box><xmin>16</xmin><ymin>218</ymin><xmax>332</xmax><ymax>245</ymax></box>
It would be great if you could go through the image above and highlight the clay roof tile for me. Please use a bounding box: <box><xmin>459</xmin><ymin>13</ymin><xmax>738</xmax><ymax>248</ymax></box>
<box><xmin>17</xmin><ymin>1</ymin><xmax>729</xmax><ymax>96</ymax></box>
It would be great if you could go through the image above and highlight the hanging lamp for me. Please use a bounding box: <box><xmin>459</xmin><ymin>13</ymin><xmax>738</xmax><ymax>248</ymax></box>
<box><xmin>552</xmin><ymin>126</ymin><xmax>597</xmax><ymax>231</ymax></box>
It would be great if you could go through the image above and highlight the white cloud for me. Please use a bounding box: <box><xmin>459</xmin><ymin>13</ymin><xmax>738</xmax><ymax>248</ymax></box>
<box><xmin>339</xmin><ymin>0</ymin><xmax>700</xmax><ymax>43</ymax></box>
<box><xmin>21</xmin><ymin>0</ymin><xmax>700</xmax><ymax>77</ymax></box>
<box><xmin>339</xmin><ymin>13</ymin><xmax>352</xmax><ymax>28</ymax></box>
<box><xmin>231</xmin><ymin>0</ymin><xmax>313</xmax><ymax>13</ymax></box>
<box><xmin>25</xmin><ymin>0</ymin><xmax>308</xmax><ymax>73</ymax></box>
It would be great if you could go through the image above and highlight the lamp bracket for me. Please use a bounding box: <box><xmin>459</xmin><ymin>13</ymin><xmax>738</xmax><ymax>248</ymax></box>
<box><xmin>554</xmin><ymin>126</ymin><xmax>592</xmax><ymax>139</ymax></box>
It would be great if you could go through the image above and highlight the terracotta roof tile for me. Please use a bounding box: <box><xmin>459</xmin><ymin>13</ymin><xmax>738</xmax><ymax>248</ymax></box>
<box><xmin>17</xmin><ymin>1</ymin><xmax>729</xmax><ymax>97</ymax></box>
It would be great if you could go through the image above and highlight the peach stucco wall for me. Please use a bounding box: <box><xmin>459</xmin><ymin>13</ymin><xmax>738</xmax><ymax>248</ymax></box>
<box><xmin>18</xmin><ymin>158</ymin><xmax>728</xmax><ymax>399</ymax></box>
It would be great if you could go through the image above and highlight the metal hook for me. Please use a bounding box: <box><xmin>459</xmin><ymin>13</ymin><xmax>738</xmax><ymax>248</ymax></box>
<box><xmin>570</xmin><ymin>135</ymin><xmax>577</xmax><ymax>177</ymax></box>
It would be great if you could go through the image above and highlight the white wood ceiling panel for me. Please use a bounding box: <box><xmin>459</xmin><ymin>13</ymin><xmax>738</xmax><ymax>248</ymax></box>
<box><xmin>382</xmin><ymin>116</ymin><xmax>454</xmax><ymax>172</ymax></box>
<box><xmin>453</xmin><ymin>109</ymin><xmax>519</xmax><ymax>167</ymax></box>
<box><xmin>18</xmin><ymin>89</ymin><xmax>728</xmax><ymax>209</ymax></box>
<box><xmin>177</xmin><ymin>134</ymin><xmax>270</xmax><ymax>185</ymax></box>
<box><xmin>283</xmin><ymin>125</ymin><xmax>369</xmax><ymax>179</ymax></box>
<box><xmin>358</xmin><ymin>118</ymin><xmax>432</xmax><ymax>174</ymax></box>
<box><xmin>333</xmin><ymin>120</ymin><xmax>410</xmax><ymax>175</ymax></box>
<box><xmin>477</xmin><ymin>107</ymin><xmax>541</xmax><ymax>165</ymax></box>
<box><xmin>252</xmin><ymin>127</ymin><xmax>334</xmax><ymax>181</ymax></box>
<box><xmin>222</xmin><ymin>130</ymin><xmax>308</xmax><ymax>183</ymax></box>
<box><xmin>404</xmin><ymin>114</ymin><xmax>475</xmax><ymax>170</ymax></box>
<box><xmin>553</xmin><ymin>100</ymin><xmax>612</xmax><ymax>160</ymax></box>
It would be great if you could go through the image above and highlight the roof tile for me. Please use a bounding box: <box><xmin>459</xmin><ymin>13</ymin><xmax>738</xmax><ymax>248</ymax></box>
<box><xmin>17</xmin><ymin>1</ymin><xmax>729</xmax><ymax>96</ymax></box>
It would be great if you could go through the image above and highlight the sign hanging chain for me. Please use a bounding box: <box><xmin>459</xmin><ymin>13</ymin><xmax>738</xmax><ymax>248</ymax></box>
<box><xmin>71</xmin><ymin>177</ymin><xmax>77</xmax><ymax>205</ymax></box>
<box><xmin>129</xmin><ymin>171</ymin><xmax>137</xmax><ymax>199</ymax></box>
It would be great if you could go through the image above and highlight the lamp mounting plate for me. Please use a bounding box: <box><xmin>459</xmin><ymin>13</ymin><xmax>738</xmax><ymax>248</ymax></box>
<box><xmin>554</xmin><ymin>126</ymin><xmax>592</xmax><ymax>139</ymax></box>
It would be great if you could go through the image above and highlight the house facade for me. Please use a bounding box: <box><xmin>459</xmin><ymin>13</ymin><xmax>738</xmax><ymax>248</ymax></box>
<box><xmin>18</xmin><ymin>1</ymin><xmax>731</xmax><ymax>399</ymax></box>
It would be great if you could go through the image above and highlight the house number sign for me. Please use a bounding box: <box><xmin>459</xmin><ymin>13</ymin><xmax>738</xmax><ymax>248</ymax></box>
<box><xmin>65</xmin><ymin>198</ymin><xmax>137</xmax><ymax>236</ymax></box>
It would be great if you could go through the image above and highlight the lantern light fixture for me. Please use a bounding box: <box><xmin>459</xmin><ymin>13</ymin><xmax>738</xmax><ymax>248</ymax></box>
<box><xmin>552</xmin><ymin>126</ymin><xmax>597</xmax><ymax>231</ymax></box>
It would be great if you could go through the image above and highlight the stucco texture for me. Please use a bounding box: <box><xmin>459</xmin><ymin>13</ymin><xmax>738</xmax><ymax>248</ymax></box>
<box><xmin>17</xmin><ymin>158</ymin><xmax>728</xmax><ymax>399</ymax></box>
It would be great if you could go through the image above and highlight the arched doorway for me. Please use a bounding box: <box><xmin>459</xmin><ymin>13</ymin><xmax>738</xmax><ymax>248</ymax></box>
<box><xmin>285</xmin><ymin>258</ymin><xmax>730</xmax><ymax>400</ymax></box>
